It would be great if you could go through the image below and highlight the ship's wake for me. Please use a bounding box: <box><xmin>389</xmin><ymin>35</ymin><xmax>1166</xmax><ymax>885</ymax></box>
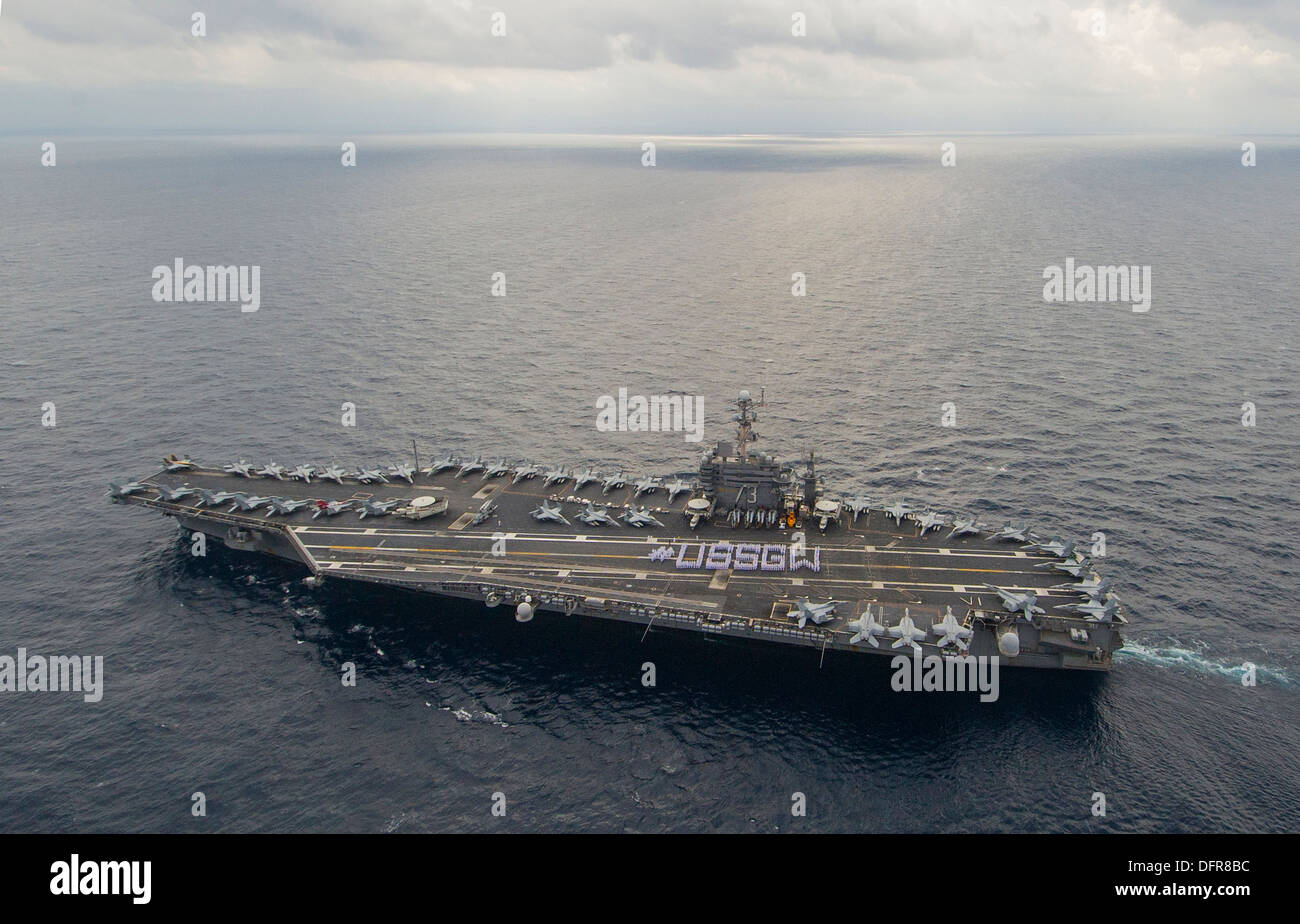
<box><xmin>1117</xmin><ymin>640</ymin><xmax>1293</xmax><ymax>686</ymax></box>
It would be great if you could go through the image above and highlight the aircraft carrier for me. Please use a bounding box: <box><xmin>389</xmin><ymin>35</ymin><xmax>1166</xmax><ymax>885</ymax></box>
<box><xmin>110</xmin><ymin>391</ymin><xmax>1126</xmax><ymax>672</ymax></box>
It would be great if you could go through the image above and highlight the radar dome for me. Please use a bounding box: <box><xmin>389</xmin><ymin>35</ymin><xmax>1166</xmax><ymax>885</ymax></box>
<box><xmin>998</xmin><ymin>628</ymin><xmax>1020</xmax><ymax>657</ymax></box>
<box><xmin>515</xmin><ymin>602</ymin><xmax>534</xmax><ymax>623</ymax></box>
<box><xmin>738</xmin><ymin>389</ymin><xmax>751</xmax><ymax>402</ymax></box>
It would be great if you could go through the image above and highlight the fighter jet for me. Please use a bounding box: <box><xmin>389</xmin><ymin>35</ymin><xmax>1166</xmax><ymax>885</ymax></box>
<box><xmin>265</xmin><ymin>497</ymin><xmax>311</xmax><ymax>516</ymax></box>
<box><xmin>426</xmin><ymin>453</ymin><xmax>458</xmax><ymax>475</ymax></box>
<box><xmin>388</xmin><ymin>463</ymin><xmax>416</xmax><ymax>484</ymax></box>
<box><xmin>1053</xmin><ymin>573</ymin><xmax>1113</xmax><ymax>599</ymax></box>
<box><xmin>355</xmin><ymin>467</ymin><xmax>389</xmax><ymax>484</ymax></box>
<box><xmin>511</xmin><ymin>463</ymin><xmax>542</xmax><ymax>484</ymax></box>
<box><xmin>107</xmin><ymin>481</ymin><xmax>149</xmax><ymax>499</ymax></box>
<box><xmin>257</xmin><ymin>462</ymin><xmax>288</xmax><ymax>480</ymax></box>
<box><xmin>470</xmin><ymin>500</ymin><xmax>497</xmax><ymax>525</ymax></box>
<box><xmin>888</xmin><ymin>609</ymin><xmax>928</xmax><ymax>652</ymax></box>
<box><xmin>161</xmin><ymin>455</ymin><xmax>197</xmax><ymax>472</ymax></box>
<box><xmin>621</xmin><ymin>507</ymin><xmax>665</xmax><ymax>529</ymax></box>
<box><xmin>946</xmin><ymin>516</ymin><xmax>983</xmax><ymax>540</ymax></box>
<box><xmin>456</xmin><ymin>457</ymin><xmax>485</xmax><ymax>478</ymax></box>
<box><xmin>664</xmin><ymin>477</ymin><xmax>692</xmax><ymax>502</ymax></box>
<box><xmin>931</xmin><ymin>606</ymin><xmax>973</xmax><ymax>651</ymax></box>
<box><xmin>356</xmin><ymin>499</ymin><xmax>400</xmax><ymax>519</ymax></box>
<box><xmin>481</xmin><ymin>460</ymin><xmax>510</xmax><ymax>480</ymax></box>
<box><xmin>194</xmin><ymin>488</ymin><xmax>240</xmax><ymax>507</ymax></box>
<box><xmin>884</xmin><ymin>499</ymin><xmax>913</xmax><ymax>526</ymax></box>
<box><xmin>1037</xmin><ymin>554</ymin><xmax>1093</xmax><ymax>577</ymax></box>
<box><xmin>1026</xmin><ymin>536</ymin><xmax>1077</xmax><ymax>559</ymax></box>
<box><xmin>319</xmin><ymin>464</ymin><xmax>348</xmax><ymax>485</ymax></box>
<box><xmin>989</xmin><ymin>522</ymin><xmax>1033</xmax><ymax>543</ymax></box>
<box><xmin>227</xmin><ymin>494</ymin><xmax>273</xmax><ymax>512</ymax></box>
<box><xmin>846</xmin><ymin>605</ymin><xmax>886</xmax><ymax>647</ymax></box>
<box><xmin>573</xmin><ymin>468</ymin><xmax>601</xmax><ymax>491</ymax></box>
<box><xmin>577</xmin><ymin>503</ymin><xmax>619</xmax><ymax>527</ymax></box>
<box><xmin>311</xmin><ymin>500</ymin><xmax>352</xmax><ymax>519</ymax></box>
<box><xmin>530</xmin><ymin>500</ymin><xmax>570</xmax><ymax>525</ymax></box>
<box><xmin>289</xmin><ymin>464</ymin><xmax>316</xmax><ymax>483</ymax></box>
<box><xmin>844</xmin><ymin>495</ymin><xmax>872</xmax><ymax>523</ymax></box>
<box><xmin>632</xmin><ymin>476</ymin><xmax>660</xmax><ymax>498</ymax></box>
<box><xmin>542</xmin><ymin>466</ymin><xmax>570</xmax><ymax>487</ymax></box>
<box><xmin>1055</xmin><ymin>598</ymin><xmax>1120</xmax><ymax>622</ymax></box>
<box><xmin>791</xmin><ymin>598</ymin><xmax>840</xmax><ymax>628</ymax></box>
<box><xmin>911</xmin><ymin>509</ymin><xmax>945</xmax><ymax>536</ymax></box>
<box><xmin>983</xmin><ymin>584</ymin><xmax>1046</xmax><ymax>619</ymax></box>
<box><xmin>601</xmin><ymin>471</ymin><xmax>628</xmax><ymax>495</ymax></box>
<box><xmin>154</xmin><ymin>484</ymin><xmax>197</xmax><ymax>503</ymax></box>
<box><xmin>225</xmin><ymin>460</ymin><xmax>255</xmax><ymax>477</ymax></box>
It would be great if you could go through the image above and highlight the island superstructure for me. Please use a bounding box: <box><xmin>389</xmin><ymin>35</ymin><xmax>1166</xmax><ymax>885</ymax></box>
<box><xmin>111</xmin><ymin>390</ymin><xmax>1126</xmax><ymax>671</ymax></box>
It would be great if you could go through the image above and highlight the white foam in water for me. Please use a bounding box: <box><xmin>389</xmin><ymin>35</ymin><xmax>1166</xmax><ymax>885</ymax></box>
<box><xmin>1117</xmin><ymin>641</ymin><xmax>1292</xmax><ymax>686</ymax></box>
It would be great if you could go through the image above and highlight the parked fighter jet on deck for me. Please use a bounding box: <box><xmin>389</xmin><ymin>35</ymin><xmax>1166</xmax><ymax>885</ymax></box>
<box><xmin>312</xmin><ymin>500</ymin><xmax>352</xmax><ymax>519</ymax></box>
<box><xmin>530</xmin><ymin>500</ymin><xmax>570</xmax><ymax>525</ymax></box>
<box><xmin>791</xmin><ymin>598</ymin><xmax>840</xmax><ymax>628</ymax></box>
<box><xmin>946</xmin><ymin>515</ymin><xmax>983</xmax><ymax>540</ymax></box>
<box><xmin>983</xmin><ymin>584</ymin><xmax>1046</xmax><ymax>619</ymax></box>
<box><xmin>511</xmin><ymin>463</ymin><xmax>542</xmax><ymax>484</ymax></box>
<box><xmin>664</xmin><ymin>477</ymin><xmax>692</xmax><ymax>501</ymax></box>
<box><xmin>911</xmin><ymin>509</ymin><xmax>945</xmax><ymax>535</ymax></box>
<box><xmin>456</xmin><ymin>457</ymin><xmax>485</xmax><ymax>478</ymax></box>
<box><xmin>356</xmin><ymin>499</ymin><xmax>400</xmax><ymax>519</ymax></box>
<box><xmin>426</xmin><ymin>454</ymin><xmax>458</xmax><ymax>475</ymax></box>
<box><xmin>194</xmin><ymin>488</ymin><xmax>240</xmax><ymax>507</ymax></box>
<box><xmin>265</xmin><ymin>497</ymin><xmax>312</xmax><ymax>516</ymax></box>
<box><xmin>847</xmin><ymin>605</ymin><xmax>886</xmax><ymax>646</ymax></box>
<box><xmin>388</xmin><ymin>463</ymin><xmax>416</xmax><ymax>484</ymax></box>
<box><xmin>844</xmin><ymin>495</ymin><xmax>872</xmax><ymax>523</ymax></box>
<box><xmin>888</xmin><ymin>609</ymin><xmax>928</xmax><ymax>652</ymax></box>
<box><xmin>227</xmin><ymin>494</ymin><xmax>273</xmax><ymax>512</ymax></box>
<box><xmin>931</xmin><ymin>607</ymin><xmax>973</xmax><ymax>651</ymax></box>
<box><xmin>106</xmin><ymin>482</ymin><xmax>149</xmax><ymax>499</ymax></box>
<box><xmin>621</xmin><ymin>507</ymin><xmax>664</xmax><ymax>528</ymax></box>
<box><xmin>154</xmin><ymin>484</ymin><xmax>197</xmax><ymax>503</ymax></box>
<box><xmin>884</xmin><ymin>499</ymin><xmax>913</xmax><ymax>526</ymax></box>
<box><xmin>542</xmin><ymin>466</ymin><xmax>570</xmax><ymax>487</ymax></box>
<box><xmin>989</xmin><ymin>523</ymin><xmax>1033</xmax><ymax>543</ymax></box>
<box><xmin>577</xmin><ymin>503</ymin><xmax>619</xmax><ymax>527</ymax></box>
<box><xmin>601</xmin><ymin>471</ymin><xmax>628</xmax><ymax>495</ymax></box>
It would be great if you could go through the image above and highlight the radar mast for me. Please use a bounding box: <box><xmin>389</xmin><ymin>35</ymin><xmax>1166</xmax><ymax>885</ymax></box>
<box><xmin>734</xmin><ymin>387</ymin><xmax>765</xmax><ymax>460</ymax></box>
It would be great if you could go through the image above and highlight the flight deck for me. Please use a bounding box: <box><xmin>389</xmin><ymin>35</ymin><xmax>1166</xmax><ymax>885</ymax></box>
<box><xmin>115</xmin><ymin>413</ymin><xmax>1126</xmax><ymax>672</ymax></box>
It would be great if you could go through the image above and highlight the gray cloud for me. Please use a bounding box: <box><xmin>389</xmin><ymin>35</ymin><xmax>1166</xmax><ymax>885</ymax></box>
<box><xmin>1</xmin><ymin>0</ymin><xmax>1297</xmax><ymax>132</ymax></box>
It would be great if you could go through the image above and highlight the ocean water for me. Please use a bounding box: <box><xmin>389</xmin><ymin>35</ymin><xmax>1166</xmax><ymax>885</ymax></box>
<box><xmin>1</xmin><ymin>133</ymin><xmax>1297</xmax><ymax>832</ymax></box>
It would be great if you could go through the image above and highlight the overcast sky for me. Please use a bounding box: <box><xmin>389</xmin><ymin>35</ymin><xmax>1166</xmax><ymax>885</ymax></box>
<box><xmin>1</xmin><ymin>0</ymin><xmax>1297</xmax><ymax>133</ymax></box>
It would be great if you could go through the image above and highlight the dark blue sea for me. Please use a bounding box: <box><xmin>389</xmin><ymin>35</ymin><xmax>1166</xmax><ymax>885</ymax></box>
<box><xmin>1</xmin><ymin>134</ymin><xmax>1297</xmax><ymax>832</ymax></box>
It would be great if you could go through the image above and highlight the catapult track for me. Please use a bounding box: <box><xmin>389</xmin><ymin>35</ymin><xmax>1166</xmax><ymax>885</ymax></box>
<box><xmin>118</xmin><ymin>464</ymin><xmax>1125</xmax><ymax>671</ymax></box>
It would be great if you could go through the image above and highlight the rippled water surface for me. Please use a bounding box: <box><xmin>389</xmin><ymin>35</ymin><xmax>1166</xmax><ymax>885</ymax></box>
<box><xmin>1</xmin><ymin>134</ymin><xmax>1297</xmax><ymax>832</ymax></box>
